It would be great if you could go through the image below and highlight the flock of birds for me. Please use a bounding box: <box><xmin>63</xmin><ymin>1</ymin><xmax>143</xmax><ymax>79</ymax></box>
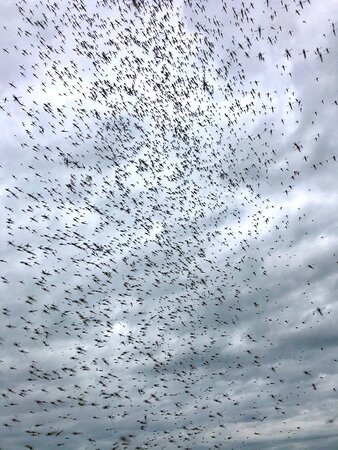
<box><xmin>1</xmin><ymin>0</ymin><xmax>338</xmax><ymax>449</ymax></box>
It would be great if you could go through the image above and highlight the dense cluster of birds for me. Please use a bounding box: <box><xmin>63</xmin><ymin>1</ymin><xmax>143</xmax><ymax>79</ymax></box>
<box><xmin>1</xmin><ymin>0</ymin><xmax>338</xmax><ymax>448</ymax></box>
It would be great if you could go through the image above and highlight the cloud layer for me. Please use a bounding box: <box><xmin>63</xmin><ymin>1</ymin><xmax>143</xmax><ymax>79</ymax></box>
<box><xmin>1</xmin><ymin>0</ymin><xmax>338</xmax><ymax>449</ymax></box>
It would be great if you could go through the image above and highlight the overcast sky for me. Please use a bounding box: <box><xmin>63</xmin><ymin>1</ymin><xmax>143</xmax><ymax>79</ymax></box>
<box><xmin>1</xmin><ymin>0</ymin><xmax>338</xmax><ymax>449</ymax></box>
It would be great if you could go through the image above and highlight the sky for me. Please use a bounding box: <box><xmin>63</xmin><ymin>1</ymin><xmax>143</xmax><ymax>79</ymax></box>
<box><xmin>1</xmin><ymin>0</ymin><xmax>338</xmax><ymax>449</ymax></box>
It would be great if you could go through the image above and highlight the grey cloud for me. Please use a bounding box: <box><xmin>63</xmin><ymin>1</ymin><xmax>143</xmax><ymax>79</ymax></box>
<box><xmin>1</xmin><ymin>0</ymin><xmax>338</xmax><ymax>449</ymax></box>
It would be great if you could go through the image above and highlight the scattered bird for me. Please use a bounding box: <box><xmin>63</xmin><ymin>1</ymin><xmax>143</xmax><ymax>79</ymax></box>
<box><xmin>0</xmin><ymin>0</ymin><xmax>337</xmax><ymax>448</ymax></box>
